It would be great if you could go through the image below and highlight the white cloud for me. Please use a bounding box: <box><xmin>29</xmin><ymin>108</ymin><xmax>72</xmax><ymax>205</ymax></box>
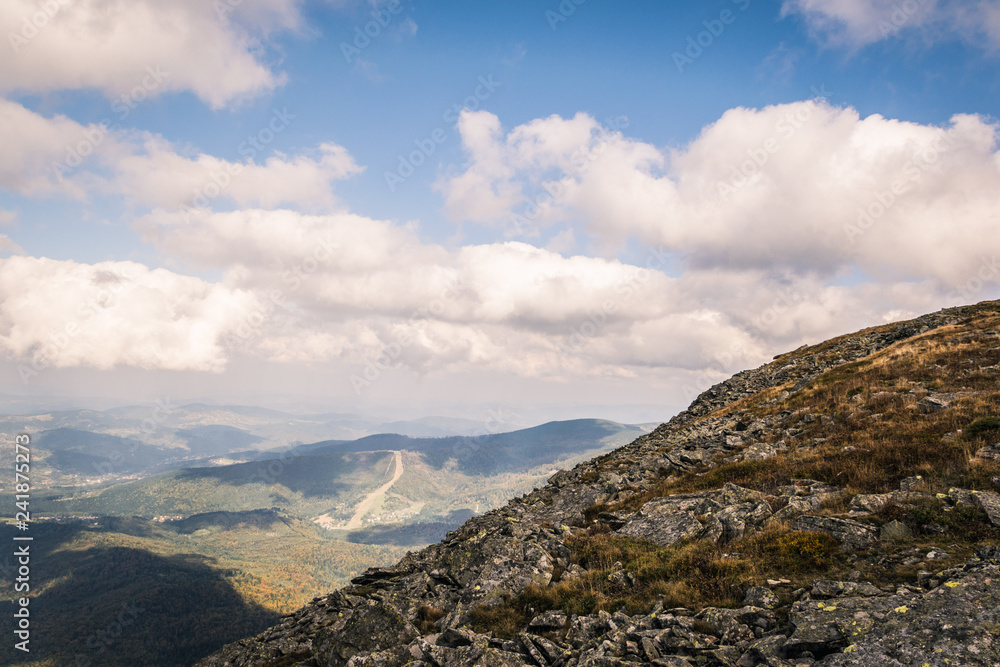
<box><xmin>437</xmin><ymin>111</ymin><xmax>616</xmax><ymax>228</ymax></box>
<box><xmin>0</xmin><ymin>0</ymin><xmax>302</xmax><ymax>108</ymax></box>
<box><xmin>0</xmin><ymin>98</ymin><xmax>121</xmax><ymax>198</ymax></box>
<box><xmin>116</xmin><ymin>139</ymin><xmax>362</xmax><ymax>210</ymax></box>
<box><xmin>782</xmin><ymin>0</ymin><xmax>1000</xmax><ymax>49</ymax></box>
<box><xmin>0</xmin><ymin>256</ymin><xmax>259</xmax><ymax>374</ymax></box>
<box><xmin>137</xmin><ymin>208</ymin><xmax>670</xmax><ymax>326</ymax></box>
<box><xmin>136</xmin><ymin>208</ymin><xmax>693</xmax><ymax>376</ymax></box>
<box><xmin>398</xmin><ymin>17</ymin><xmax>418</xmax><ymax>36</ymax></box>
<box><xmin>131</xmin><ymin>207</ymin><xmax>993</xmax><ymax>385</ymax></box>
<box><xmin>0</xmin><ymin>99</ymin><xmax>359</xmax><ymax>210</ymax></box>
<box><xmin>352</xmin><ymin>59</ymin><xmax>386</xmax><ymax>83</ymax></box>
<box><xmin>0</xmin><ymin>235</ymin><xmax>23</xmax><ymax>255</ymax></box>
<box><xmin>439</xmin><ymin>104</ymin><xmax>1000</xmax><ymax>288</ymax></box>
<box><xmin>1</xmin><ymin>201</ymin><xmax>991</xmax><ymax>383</ymax></box>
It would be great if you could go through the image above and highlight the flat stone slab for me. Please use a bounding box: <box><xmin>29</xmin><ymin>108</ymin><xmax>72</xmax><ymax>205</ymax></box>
<box><xmin>975</xmin><ymin>444</ymin><xmax>1000</xmax><ymax>460</ymax></box>
<box><xmin>616</xmin><ymin>502</ymin><xmax>703</xmax><ymax>546</ymax></box>
<box><xmin>792</xmin><ymin>515</ymin><xmax>879</xmax><ymax>549</ymax></box>
<box><xmin>810</xmin><ymin>566</ymin><xmax>1000</xmax><ymax>666</ymax></box>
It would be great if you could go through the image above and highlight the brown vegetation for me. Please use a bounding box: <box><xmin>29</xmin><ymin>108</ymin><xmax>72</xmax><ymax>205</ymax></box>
<box><xmin>474</xmin><ymin>308</ymin><xmax>1000</xmax><ymax>638</ymax></box>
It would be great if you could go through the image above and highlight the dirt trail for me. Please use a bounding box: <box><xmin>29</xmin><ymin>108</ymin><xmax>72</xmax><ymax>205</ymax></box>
<box><xmin>342</xmin><ymin>450</ymin><xmax>403</xmax><ymax>530</ymax></box>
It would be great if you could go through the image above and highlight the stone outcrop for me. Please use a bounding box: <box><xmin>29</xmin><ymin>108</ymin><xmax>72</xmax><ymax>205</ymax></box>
<box><xmin>791</xmin><ymin>516</ymin><xmax>879</xmax><ymax>550</ymax></box>
<box><xmin>613</xmin><ymin>485</ymin><xmax>772</xmax><ymax>547</ymax></box>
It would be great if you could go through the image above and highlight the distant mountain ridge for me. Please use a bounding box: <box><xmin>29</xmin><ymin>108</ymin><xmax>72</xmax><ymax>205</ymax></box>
<box><xmin>37</xmin><ymin>418</ymin><xmax>649</xmax><ymax>523</ymax></box>
<box><xmin>0</xmin><ymin>405</ymin><xmax>565</xmax><ymax>484</ymax></box>
<box><xmin>289</xmin><ymin>419</ymin><xmax>648</xmax><ymax>475</ymax></box>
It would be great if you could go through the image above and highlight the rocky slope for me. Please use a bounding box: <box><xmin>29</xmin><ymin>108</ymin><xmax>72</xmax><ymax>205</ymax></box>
<box><xmin>196</xmin><ymin>301</ymin><xmax>1000</xmax><ymax>667</ymax></box>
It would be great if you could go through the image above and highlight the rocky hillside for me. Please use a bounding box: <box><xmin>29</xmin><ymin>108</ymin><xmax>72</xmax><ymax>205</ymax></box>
<box><xmin>196</xmin><ymin>301</ymin><xmax>1000</xmax><ymax>667</ymax></box>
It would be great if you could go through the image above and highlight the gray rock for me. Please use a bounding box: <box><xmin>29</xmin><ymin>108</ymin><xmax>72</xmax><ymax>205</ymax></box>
<box><xmin>785</xmin><ymin>596</ymin><xmax>900</xmax><ymax>655</ymax></box>
<box><xmin>879</xmin><ymin>520</ymin><xmax>913</xmax><ymax>541</ymax></box>
<box><xmin>774</xmin><ymin>494</ymin><xmax>823</xmax><ymax>522</ymax></box>
<box><xmin>849</xmin><ymin>493</ymin><xmax>892</xmax><ymax>514</ymax></box>
<box><xmin>720</xmin><ymin>483</ymin><xmax>764</xmax><ymax>504</ymax></box>
<box><xmin>742</xmin><ymin>586</ymin><xmax>781</xmax><ymax>609</ymax></box>
<box><xmin>810</xmin><ymin>580</ymin><xmax>883</xmax><ymax>598</ymax></box>
<box><xmin>916</xmin><ymin>395</ymin><xmax>952</xmax><ymax>413</ymax></box>
<box><xmin>650</xmin><ymin>657</ymin><xmax>695</xmax><ymax>666</ymax></box>
<box><xmin>667</xmin><ymin>446</ymin><xmax>715</xmax><ymax>470</ymax></box>
<box><xmin>976</xmin><ymin>545</ymin><xmax>1000</xmax><ymax>561</ymax></box>
<box><xmin>437</xmin><ymin>628</ymin><xmax>477</xmax><ymax>648</ymax></box>
<box><xmin>792</xmin><ymin>516</ymin><xmax>880</xmax><ymax>549</ymax></box>
<box><xmin>781</xmin><ymin>479</ymin><xmax>840</xmax><ymax>496</ymax></box>
<box><xmin>810</xmin><ymin>566</ymin><xmax>1000</xmax><ymax>666</ymax></box>
<box><xmin>314</xmin><ymin>600</ymin><xmax>418</xmax><ymax>667</ymax></box>
<box><xmin>741</xmin><ymin>441</ymin><xmax>788</xmax><ymax>461</ymax></box>
<box><xmin>897</xmin><ymin>476</ymin><xmax>925</xmax><ymax>492</ymax></box>
<box><xmin>738</xmin><ymin>634</ymin><xmax>787</xmax><ymax>666</ymax></box>
<box><xmin>974</xmin><ymin>490</ymin><xmax>1000</xmax><ymax>527</ymax></box>
<box><xmin>615</xmin><ymin>497</ymin><xmax>708</xmax><ymax>546</ymax></box>
<box><xmin>976</xmin><ymin>444</ymin><xmax>1000</xmax><ymax>460</ymax></box>
<box><xmin>527</xmin><ymin>610</ymin><xmax>568</xmax><ymax>632</ymax></box>
<box><xmin>946</xmin><ymin>487</ymin><xmax>977</xmax><ymax>507</ymax></box>
<box><xmin>714</xmin><ymin>500</ymin><xmax>773</xmax><ymax>541</ymax></box>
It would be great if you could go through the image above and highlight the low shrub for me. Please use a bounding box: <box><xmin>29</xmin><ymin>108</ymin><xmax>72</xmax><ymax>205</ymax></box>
<box><xmin>967</xmin><ymin>417</ymin><xmax>1000</xmax><ymax>439</ymax></box>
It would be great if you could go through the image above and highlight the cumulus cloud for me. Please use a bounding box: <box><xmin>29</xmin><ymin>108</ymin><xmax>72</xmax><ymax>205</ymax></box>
<box><xmin>0</xmin><ymin>205</ymin><xmax>987</xmax><ymax>383</ymax></box>
<box><xmin>0</xmin><ymin>256</ymin><xmax>259</xmax><ymax>375</ymax></box>
<box><xmin>116</xmin><ymin>139</ymin><xmax>362</xmax><ymax>211</ymax></box>
<box><xmin>0</xmin><ymin>99</ymin><xmax>357</xmax><ymax>210</ymax></box>
<box><xmin>0</xmin><ymin>0</ymin><xmax>301</xmax><ymax>108</ymax></box>
<box><xmin>782</xmin><ymin>0</ymin><xmax>1000</xmax><ymax>49</ymax></box>
<box><xmin>131</xmin><ymin>207</ymin><xmax>990</xmax><ymax>386</ymax></box>
<box><xmin>138</xmin><ymin>208</ymin><xmax>670</xmax><ymax>324</ymax></box>
<box><xmin>0</xmin><ymin>98</ymin><xmax>122</xmax><ymax>198</ymax></box>
<box><xmin>439</xmin><ymin>104</ymin><xmax>1000</xmax><ymax>288</ymax></box>
<box><xmin>136</xmin><ymin>208</ymin><xmax>696</xmax><ymax>376</ymax></box>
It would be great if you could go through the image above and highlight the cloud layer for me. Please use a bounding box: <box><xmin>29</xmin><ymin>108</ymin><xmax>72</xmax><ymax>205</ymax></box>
<box><xmin>1</xmin><ymin>100</ymin><xmax>997</xmax><ymax>396</ymax></box>
<box><xmin>0</xmin><ymin>99</ymin><xmax>359</xmax><ymax>210</ymax></box>
<box><xmin>0</xmin><ymin>0</ymin><xmax>300</xmax><ymax>107</ymax></box>
<box><xmin>781</xmin><ymin>0</ymin><xmax>1000</xmax><ymax>49</ymax></box>
<box><xmin>0</xmin><ymin>256</ymin><xmax>257</xmax><ymax>375</ymax></box>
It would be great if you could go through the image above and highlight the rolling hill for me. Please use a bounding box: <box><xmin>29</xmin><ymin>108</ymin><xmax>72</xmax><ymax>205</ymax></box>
<box><xmin>36</xmin><ymin>419</ymin><xmax>650</xmax><ymax>532</ymax></box>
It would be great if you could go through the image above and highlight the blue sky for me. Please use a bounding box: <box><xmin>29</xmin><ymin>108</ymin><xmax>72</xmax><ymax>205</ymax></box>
<box><xmin>0</xmin><ymin>0</ymin><xmax>998</xmax><ymax>423</ymax></box>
